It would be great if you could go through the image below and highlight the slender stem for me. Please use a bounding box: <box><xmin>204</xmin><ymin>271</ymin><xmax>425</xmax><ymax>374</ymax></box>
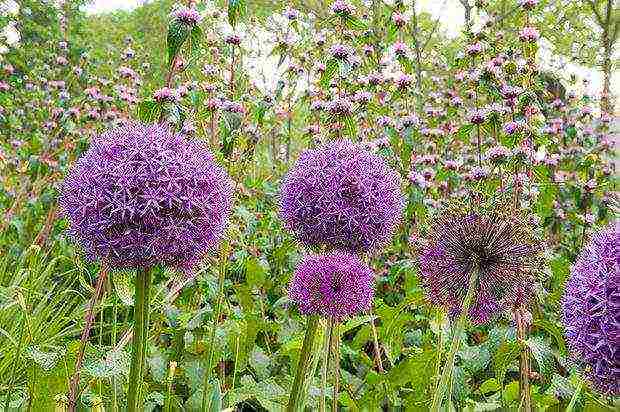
<box><xmin>320</xmin><ymin>322</ymin><xmax>332</xmax><ymax>412</ymax></box>
<box><xmin>331</xmin><ymin>319</ymin><xmax>340</xmax><ymax>412</ymax></box>
<box><xmin>286</xmin><ymin>316</ymin><xmax>320</xmax><ymax>412</ymax></box>
<box><xmin>67</xmin><ymin>263</ymin><xmax>109</xmax><ymax>412</ymax></box>
<box><xmin>369</xmin><ymin>312</ymin><xmax>384</xmax><ymax>373</ymax></box>
<box><xmin>431</xmin><ymin>267</ymin><xmax>478</xmax><ymax>412</ymax></box>
<box><xmin>202</xmin><ymin>256</ymin><xmax>227</xmax><ymax>412</ymax></box>
<box><xmin>111</xmin><ymin>291</ymin><xmax>118</xmax><ymax>412</ymax></box>
<box><xmin>566</xmin><ymin>379</ymin><xmax>584</xmax><ymax>412</ymax></box>
<box><xmin>515</xmin><ymin>307</ymin><xmax>532</xmax><ymax>412</ymax></box>
<box><xmin>4</xmin><ymin>311</ymin><xmax>26</xmax><ymax>411</ymax></box>
<box><xmin>127</xmin><ymin>267</ymin><xmax>152</xmax><ymax>412</ymax></box>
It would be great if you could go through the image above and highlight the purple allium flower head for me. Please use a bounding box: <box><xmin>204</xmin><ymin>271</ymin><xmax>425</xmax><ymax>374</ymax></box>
<box><xmin>59</xmin><ymin>123</ymin><xmax>233</xmax><ymax>270</ymax></box>
<box><xmin>288</xmin><ymin>252</ymin><xmax>374</xmax><ymax>320</ymax></box>
<box><xmin>562</xmin><ymin>222</ymin><xmax>620</xmax><ymax>396</ymax></box>
<box><xmin>417</xmin><ymin>204</ymin><xmax>541</xmax><ymax>324</ymax></box>
<box><xmin>395</xmin><ymin>73</ymin><xmax>413</xmax><ymax>89</ymax></box>
<box><xmin>280</xmin><ymin>139</ymin><xmax>404</xmax><ymax>253</ymax></box>
<box><xmin>392</xmin><ymin>41</ymin><xmax>409</xmax><ymax>58</ymax></box>
<box><xmin>392</xmin><ymin>12</ymin><xmax>407</xmax><ymax>27</ymax></box>
<box><xmin>171</xmin><ymin>5</ymin><xmax>202</xmax><ymax>25</ymax></box>
<box><xmin>284</xmin><ymin>7</ymin><xmax>300</xmax><ymax>20</ymax></box>
<box><xmin>503</xmin><ymin>120</ymin><xmax>522</xmax><ymax>135</ymax></box>
<box><xmin>225</xmin><ymin>34</ymin><xmax>242</xmax><ymax>46</ymax></box>
<box><xmin>486</xmin><ymin>145</ymin><xmax>511</xmax><ymax>163</ymax></box>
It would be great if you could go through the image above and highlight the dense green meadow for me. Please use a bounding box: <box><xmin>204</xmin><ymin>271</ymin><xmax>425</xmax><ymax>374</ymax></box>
<box><xmin>0</xmin><ymin>0</ymin><xmax>617</xmax><ymax>411</ymax></box>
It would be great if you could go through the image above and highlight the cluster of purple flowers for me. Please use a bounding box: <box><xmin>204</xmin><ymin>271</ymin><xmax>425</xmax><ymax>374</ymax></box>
<box><xmin>171</xmin><ymin>5</ymin><xmax>202</xmax><ymax>25</ymax></box>
<box><xmin>519</xmin><ymin>26</ymin><xmax>540</xmax><ymax>42</ymax></box>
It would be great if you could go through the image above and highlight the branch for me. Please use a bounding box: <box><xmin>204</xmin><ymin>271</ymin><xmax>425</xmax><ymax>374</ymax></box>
<box><xmin>584</xmin><ymin>0</ymin><xmax>604</xmax><ymax>26</ymax></box>
<box><xmin>421</xmin><ymin>0</ymin><xmax>448</xmax><ymax>52</ymax></box>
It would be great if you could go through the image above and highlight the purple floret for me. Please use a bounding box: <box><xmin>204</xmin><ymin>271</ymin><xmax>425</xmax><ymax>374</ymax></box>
<box><xmin>59</xmin><ymin>123</ymin><xmax>233</xmax><ymax>270</ymax></box>
<box><xmin>562</xmin><ymin>221</ymin><xmax>620</xmax><ymax>396</ymax></box>
<box><xmin>288</xmin><ymin>252</ymin><xmax>374</xmax><ymax>320</ymax></box>
<box><xmin>417</xmin><ymin>208</ymin><xmax>540</xmax><ymax>324</ymax></box>
<box><xmin>279</xmin><ymin>139</ymin><xmax>404</xmax><ymax>253</ymax></box>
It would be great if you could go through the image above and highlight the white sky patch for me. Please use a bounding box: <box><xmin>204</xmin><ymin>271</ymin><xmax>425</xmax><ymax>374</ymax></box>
<box><xmin>84</xmin><ymin>0</ymin><xmax>140</xmax><ymax>14</ymax></box>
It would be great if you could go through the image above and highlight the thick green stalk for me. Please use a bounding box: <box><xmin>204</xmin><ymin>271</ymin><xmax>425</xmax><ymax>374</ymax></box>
<box><xmin>287</xmin><ymin>316</ymin><xmax>320</xmax><ymax>412</ymax></box>
<box><xmin>331</xmin><ymin>319</ymin><xmax>340</xmax><ymax>412</ymax></box>
<box><xmin>320</xmin><ymin>321</ymin><xmax>333</xmax><ymax>412</ymax></box>
<box><xmin>127</xmin><ymin>267</ymin><xmax>152</xmax><ymax>412</ymax></box>
<box><xmin>431</xmin><ymin>268</ymin><xmax>479</xmax><ymax>412</ymax></box>
<box><xmin>201</xmin><ymin>259</ymin><xmax>227</xmax><ymax>412</ymax></box>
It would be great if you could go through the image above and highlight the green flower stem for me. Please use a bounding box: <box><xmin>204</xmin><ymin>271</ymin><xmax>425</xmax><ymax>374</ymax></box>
<box><xmin>320</xmin><ymin>321</ymin><xmax>333</xmax><ymax>412</ymax></box>
<box><xmin>287</xmin><ymin>316</ymin><xmax>320</xmax><ymax>412</ymax></box>
<box><xmin>331</xmin><ymin>319</ymin><xmax>340</xmax><ymax>412</ymax></box>
<box><xmin>302</xmin><ymin>323</ymin><xmax>325</xmax><ymax>412</ymax></box>
<box><xmin>431</xmin><ymin>267</ymin><xmax>479</xmax><ymax>412</ymax></box>
<box><xmin>515</xmin><ymin>307</ymin><xmax>532</xmax><ymax>412</ymax></box>
<box><xmin>127</xmin><ymin>267</ymin><xmax>152</xmax><ymax>412</ymax></box>
<box><xmin>201</xmin><ymin>256</ymin><xmax>227</xmax><ymax>412</ymax></box>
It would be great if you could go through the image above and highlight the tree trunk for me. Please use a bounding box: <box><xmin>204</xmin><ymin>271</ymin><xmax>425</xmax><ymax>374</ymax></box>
<box><xmin>600</xmin><ymin>0</ymin><xmax>612</xmax><ymax>114</ymax></box>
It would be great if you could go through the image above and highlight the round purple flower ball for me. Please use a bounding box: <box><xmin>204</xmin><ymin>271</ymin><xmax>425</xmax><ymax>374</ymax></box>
<box><xmin>562</xmin><ymin>221</ymin><xmax>619</xmax><ymax>396</ymax></box>
<box><xmin>59</xmin><ymin>123</ymin><xmax>233</xmax><ymax>270</ymax></box>
<box><xmin>417</xmin><ymin>204</ymin><xmax>541</xmax><ymax>324</ymax></box>
<box><xmin>288</xmin><ymin>252</ymin><xmax>374</xmax><ymax>320</ymax></box>
<box><xmin>279</xmin><ymin>139</ymin><xmax>404</xmax><ymax>253</ymax></box>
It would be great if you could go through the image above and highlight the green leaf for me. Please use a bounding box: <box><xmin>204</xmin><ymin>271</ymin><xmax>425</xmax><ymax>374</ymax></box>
<box><xmin>137</xmin><ymin>100</ymin><xmax>162</xmax><ymax>124</ymax></box>
<box><xmin>493</xmin><ymin>341</ymin><xmax>520</xmax><ymax>385</ymax></box>
<box><xmin>534</xmin><ymin>319</ymin><xmax>567</xmax><ymax>355</ymax></box>
<box><xmin>319</xmin><ymin>59</ymin><xmax>338</xmax><ymax>89</ymax></box>
<box><xmin>343</xmin><ymin>15</ymin><xmax>367</xmax><ymax>30</ymax></box>
<box><xmin>167</xmin><ymin>19</ymin><xmax>191</xmax><ymax>65</ymax></box>
<box><xmin>502</xmin><ymin>381</ymin><xmax>520</xmax><ymax>405</ymax></box>
<box><xmin>526</xmin><ymin>336</ymin><xmax>554</xmax><ymax>376</ymax></box>
<box><xmin>478</xmin><ymin>378</ymin><xmax>501</xmax><ymax>395</ymax></box>
<box><xmin>113</xmin><ymin>270</ymin><xmax>135</xmax><ymax>306</ymax></box>
<box><xmin>343</xmin><ymin>114</ymin><xmax>357</xmax><ymax>138</ymax></box>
